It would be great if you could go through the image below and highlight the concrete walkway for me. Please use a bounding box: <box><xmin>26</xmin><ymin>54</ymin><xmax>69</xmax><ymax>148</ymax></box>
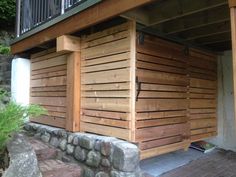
<box><xmin>141</xmin><ymin>149</ymin><xmax>205</xmax><ymax>176</ymax></box>
<box><xmin>160</xmin><ymin>149</ymin><xmax>236</xmax><ymax>177</ymax></box>
<box><xmin>141</xmin><ymin>149</ymin><xmax>236</xmax><ymax>177</ymax></box>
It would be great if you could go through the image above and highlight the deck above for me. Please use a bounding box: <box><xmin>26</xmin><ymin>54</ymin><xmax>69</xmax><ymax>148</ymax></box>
<box><xmin>11</xmin><ymin>0</ymin><xmax>154</xmax><ymax>55</ymax></box>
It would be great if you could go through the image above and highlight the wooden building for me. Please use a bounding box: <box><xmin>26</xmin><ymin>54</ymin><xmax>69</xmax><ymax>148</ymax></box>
<box><xmin>11</xmin><ymin>0</ymin><xmax>234</xmax><ymax>159</ymax></box>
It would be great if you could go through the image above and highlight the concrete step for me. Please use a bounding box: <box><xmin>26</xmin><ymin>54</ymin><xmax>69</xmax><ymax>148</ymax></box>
<box><xmin>29</xmin><ymin>138</ymin><xmax>58</xmax><ymax>161</ymax></box>
<box><xmin>39</xmin><ymin>159</ymin><xmax>82</xmax><ymax>177</ymax></box>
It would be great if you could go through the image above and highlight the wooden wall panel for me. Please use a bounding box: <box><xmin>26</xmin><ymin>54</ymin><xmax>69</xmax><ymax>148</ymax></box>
<box><xmin>136</xmin><ymin>34</ymin><xmax>217</xmax><ymax>159</ymax></box>
<box><xmin>189</xmin><ymin>49</ymin><xmax>217</xmax><ymax>142</ymax></box>
<box><xmin>80</xmin><ymin>22</ymin><xmax>134</xmax><ymax>141</ymax></box>
<box><xmin>30</xmin><ymin>49</ymin><xmax>68</xmax><ymax>128</ymax></box>
<box><xmin>136</xmin><ymin>34</ymin><xmax>190</xmax><ymax>159</ymax></box>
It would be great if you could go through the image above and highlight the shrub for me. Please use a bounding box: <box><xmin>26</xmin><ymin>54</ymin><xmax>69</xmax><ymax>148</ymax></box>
<box><xmin>0</xmin><ymin>45</ymin><xmax>10</xmax><ymax>55</ymax></box>
<box><xmin>0</xmin><ymin>89</ymin><xmax>46</xmax><ymax>150</ymax></box>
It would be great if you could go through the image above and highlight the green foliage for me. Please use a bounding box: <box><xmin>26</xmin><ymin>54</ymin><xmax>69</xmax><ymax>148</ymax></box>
<box><xmin>0</xmin><ymin>45</ymin><xmax>10</xmax><ymax>55</ymax></box>
<box><xmin>0</xmin><ymin>89</ymin><xmax>46</xmax><ymax>150</ymax></box>
<box><xmin>0</xmin><ymin>0</ymin><xmax>16</xmax><ymax>27</ymax></box>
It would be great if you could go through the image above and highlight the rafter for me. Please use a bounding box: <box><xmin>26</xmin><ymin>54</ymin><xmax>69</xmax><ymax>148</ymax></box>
<box><xmin>148</xmin><ymin>2</ymin><xmax>228</xmax><ymax>27</ymax></box>
<box><xmin>200</xmin><ymin>39</ymin><xmax>231</xmax><ymax>45</ymax></box>
<box><xmin>166</xmin><ymin>18</ymin><xmax>230</xmax><ymax>35</ymax></box>
<box><xmin>177</xmin><ymin>21</ymin><xmax>230</xmax><ymax>40</ymax></box>
<box><xmin>184</xmin><ymin>30</ymin><xmax>231</xmax><ymax>42</ymax></box>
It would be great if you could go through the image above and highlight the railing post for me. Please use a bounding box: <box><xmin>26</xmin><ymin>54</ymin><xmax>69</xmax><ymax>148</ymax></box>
<box><xmin>61</xmin><ymin>0</ymin><xmax>65</xmax><ymax>14</ymax></box>
<box><xmin>16</xmin><ymin>0</ymin><xmax>21</xmax><ymax>37</ymax></box>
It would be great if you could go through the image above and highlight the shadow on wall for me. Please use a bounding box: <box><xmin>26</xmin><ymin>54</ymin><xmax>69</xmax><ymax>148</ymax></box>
<box><xmin>208</xmin><ymin>50</ymin><xmax>236</xmax><ymax>151</ymax></box>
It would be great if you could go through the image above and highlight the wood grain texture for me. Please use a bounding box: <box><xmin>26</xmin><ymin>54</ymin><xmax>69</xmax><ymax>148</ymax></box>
<box><xmin>66</xmin><ymin>52</ymin><xmax>81</xmax><ymax>132</ymax></box>
<box><xmin>136</xmin><ymin>32</ymin><xmax>217</xmax><ymax>159</ymax></box>
<box><xmin>80</xmin><ymin>22</ymin><xmax>134</xmax><ymax>141</ymax></box>
<box><xmin>189</xmin><ymin>49</ymin><xmax>217</xmax><ymax>142</ymax></box>
<box><xmin>135</xmin><ymin>33</ymin><xmax>189</xmax><ymax>155</ymax></box>
<box><xmin>230</xmin><ymin>7</ymin><xmax>236</xmax><ymax>136</ymax></box>
<box><xmin>30</xmin><ymin>50</ymin><xmax>68</xmax><ymax>129</ymax></box>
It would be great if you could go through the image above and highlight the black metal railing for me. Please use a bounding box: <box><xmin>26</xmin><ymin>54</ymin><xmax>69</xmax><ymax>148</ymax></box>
<box><xmin>16</xmin><ymin>0</ymin><xmax>98</xmax><ymax>37</ymax></box>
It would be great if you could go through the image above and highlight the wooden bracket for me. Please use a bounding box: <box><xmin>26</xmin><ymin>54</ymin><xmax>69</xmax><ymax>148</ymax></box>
<box><xmin>66</xmin><ymin>51</ymin><xmax>81</xmax><ymax>132</ymax></box>
<box><xmin>57</xmin><ymin>35</ymin><xmax>80</xmax><ymax>52</ymax></box>
<box><xmin>138</xmin><ymin>32</ymin><xmax>145</xmax><ymax>45</ymax></box>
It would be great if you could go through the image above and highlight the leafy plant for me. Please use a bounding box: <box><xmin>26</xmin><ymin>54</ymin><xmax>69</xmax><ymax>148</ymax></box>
<box><xmin>0</xmin><ymin>88</ymin><xmax>46</xmax><ymax>150</ymax></box>
<box><xmin>0</xmin><ymin>45</ymin><xmax>10</xmax><ymax>55</ymax></box>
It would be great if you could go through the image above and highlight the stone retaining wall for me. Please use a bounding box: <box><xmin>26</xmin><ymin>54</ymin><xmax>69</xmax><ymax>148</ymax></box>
<box><xmin>24</xmin><ymin>123</ymin><xmax>143</xmax><ymax>177</ymax></box>
<box><xmin>0</xmin><ymin>54</ymin><xmax>12</xmax><ymax>91</ymax></box>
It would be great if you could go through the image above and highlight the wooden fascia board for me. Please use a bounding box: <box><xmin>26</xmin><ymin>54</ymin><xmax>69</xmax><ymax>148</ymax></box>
<box><xmin>229</xmin><ymin>0</ymin><xmax>236</xmax><ymax>8</ymax></box>
<box><xmin>11</xmin><ymin>0</ymin><xmax>154</xmax><ymax>55</ymax></box>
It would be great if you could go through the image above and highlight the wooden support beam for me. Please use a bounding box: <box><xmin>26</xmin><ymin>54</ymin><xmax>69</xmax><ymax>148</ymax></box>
<box><xmin>230</xmin><ymin>7</ymin><xmax>236</xmax><ymax>133</ymax></box>
<box><xmin>229</xmin><ymin>0</ymin><xmax>236</xmax><ymax>7</ymax></box>
<box><xmin>166</xmin><ymin>18</ymin><xmax>230</xmax><ymax>35</ymax></box>
<box><xmin>153</xmin><ymin>6</ymin><xmax>230</xmax><ymax>35</ymax></box>
<box><xmin>148</xmin><ymin>2</ymin><xmax>228</xmax><ymax>27</ymax></box>
<box><xmin>57</xmin><ymin>35</ymin><xmax>80</xmax><ymax>52</ymax></box>
<box><xmin>11</xmin><ymin>0</ymin><xmax>154</xmax><ymax>54</ymax></box>
<box><xmin>178</xmin><ymin>21</ymin><xmax>230</xmax><ymax>41</ymax></box>
<box><xmin>66</xmin><ymin>51</ymin><xmax>81</xmax><ymax>132</ymax></box>
<box><xmin>129</xmin><ymin>20</ymin><xmax>136</xmax><ymax>142</ymax></box>
<box><xmin>184</xmin><ymin>30</ymin><xmax>231</xmax><ymax>42</ymax></box>
<box><xmin>121</xmin><ymin>9</ymin><xmax>150</xmax><ymax>26</ymax></box>
<box><xmin>191</xmin><ymin>32</ymin><xmax>231</xmax><ymax>45</ymax></box>
<box><xmin>201</xmin><ymin>39</ymin><xmax>232</xmax><ymax>45</ymax></box>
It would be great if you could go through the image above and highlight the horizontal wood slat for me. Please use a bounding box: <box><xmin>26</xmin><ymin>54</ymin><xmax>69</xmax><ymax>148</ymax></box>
<box><xmin>80</xmin><ymin>22</ymin><xmax>133</xmax><ymax>141</ymax></box>
<box><xmin>136</xmin><ymin>33</ymin><xmax>217</xmax><ymax>158</ymax></box>
<box><xmin>136</xmin><ymin>33</ymin><xmax>189</xmax><ymax>155</ymax></box>
<box><xmin>189</xmin><ymin>49</ymin><xmax>217</xmax><ymax>142</ymax></box>
<box><xmin>80</xmin><ymin>122</ymin><xmax>130</xmax><ymax>140</ymax></box>
<box><xmin>30</xmin><ymin>50</ymin><xmax>68</xmax><ymax>129</ymax></box>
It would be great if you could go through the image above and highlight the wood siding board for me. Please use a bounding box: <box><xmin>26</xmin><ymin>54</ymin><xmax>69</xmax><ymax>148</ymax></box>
<box><xmin>30</xmin><ymin>50</ymin><xmax>68</xmax><ymax>129</ymax></box>
<box><xmin>80</xmin><ymin>122</ymin><xmax>130</xmax><ymax>140</ymax></box>
<box><xmin>135</xmin><ymin>32</ymin><xmax>217</xmax><ymax>158</ymax></box>
<box><xmin>80</xmin><ymin>22</ymin><xmax>133</xmax><ymax>141</ymax></box>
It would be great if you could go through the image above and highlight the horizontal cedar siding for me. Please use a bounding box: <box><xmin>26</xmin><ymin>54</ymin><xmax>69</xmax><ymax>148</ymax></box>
<box><xmin>80</xmin><ymin>22</ymin><xmax>132</xmax><ymax>141</ymax></box>
<box><xmin>135</xmin><ymin>34</ymin><xmax>189</xmax><ymax>153</ymax></box>
<box><xmin>30</xmin><ymin>49</ymin><xmax>68</xmax><ymax>128</ymax></box>
<box><xmin>189</xmin><ymin>49</ymin><xmax>217</xmax><ymax>142</ymax></box>
<box><xmin>135</xmin><ymin>33</ymin><xmax>217</xmax><ymax>158</ymax></box>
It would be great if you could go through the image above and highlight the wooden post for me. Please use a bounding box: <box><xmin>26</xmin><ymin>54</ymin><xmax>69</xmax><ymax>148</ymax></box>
<box><xmin>129</xmin><ymin>20</ymin><xmax>136</xmax><ymax>142</ymax></box>
<box><xmin>57</xmin><ymin>35</ymin><xmax>81</xmax><ymax>132</ymax></box>
<box><xmin>229</xmin><ymin>1</ymin><xmax>236</xmax><ymax>133</ymax></box>
<box><xmin>66</xmin><ymin>52</ymin><xmax>81</xmax><ymax>132</ymax></box>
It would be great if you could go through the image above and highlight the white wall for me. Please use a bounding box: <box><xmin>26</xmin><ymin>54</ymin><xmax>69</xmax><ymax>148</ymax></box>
<box><xmin>11</xmin><ymin>58</ymin><xmax>30</xmax><ymax>106</ymax></box>
<box><xmin>208</xmin><ymin>50</ymin><xmax>236</xmax><ymax>151</ymax></box>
